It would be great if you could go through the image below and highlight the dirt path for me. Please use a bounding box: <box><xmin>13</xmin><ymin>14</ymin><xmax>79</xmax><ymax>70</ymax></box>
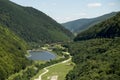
<box><xmin>34</xmin><ymin>57</ymin><xmax>71</xmax><ymax>80</ymax></box>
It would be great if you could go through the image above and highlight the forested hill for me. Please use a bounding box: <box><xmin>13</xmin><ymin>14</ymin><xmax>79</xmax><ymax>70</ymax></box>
<box><xmin>66</xmin><ymin>38</ymin><xmax>120</xmax><ymax>80</ymax></box>
<box><xmin>0</xmin><ymin>0</ymin><xmax>73</xmax><ymax>44</ymax></box>
<box><xmin>0</xmin><ymin>24</ymin><xmax>30</xmax><ymax>80</ymax></box>
<box><xmin>65</xmin><ymin>12</ymin><xmax>120</xmax><ymax>80</ymax></box>
<box><xmin>74</xmin><ymin>12</ymin><xmax>120</xmax><ymax>41</ymax></box>
<box><xmin>62</xmin><ymin>12</ymin><xmax>117</xmax><ymax>34</ymax></box>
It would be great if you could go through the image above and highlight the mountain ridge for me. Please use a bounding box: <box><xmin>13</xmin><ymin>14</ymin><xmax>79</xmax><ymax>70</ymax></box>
<box><xmin>62</xmin><ymin>12</ymin><xmax>117</xmax><ymax>34</ymax></box>
<box><xmin>74</xmin><ymin>12</ymin><xmax>120</xmax><ymax>41</ymax></box>
<box><xmin>0</xmin><ymin>0</ymin><xmax>73</xmax><ymax>44</ymax></box>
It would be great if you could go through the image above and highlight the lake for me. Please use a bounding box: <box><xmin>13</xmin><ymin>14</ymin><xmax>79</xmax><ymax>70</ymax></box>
<box><xmin>27</xmin><ymin>51</ymin><xmax>56</xmax><ymax>61</ymax></box>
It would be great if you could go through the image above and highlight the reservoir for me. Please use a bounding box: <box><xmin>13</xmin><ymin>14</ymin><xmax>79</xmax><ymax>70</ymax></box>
<box><xmin>27</xmin><ymin>51</ymin><xmax>56</xmax><ymax>61</ymax></box>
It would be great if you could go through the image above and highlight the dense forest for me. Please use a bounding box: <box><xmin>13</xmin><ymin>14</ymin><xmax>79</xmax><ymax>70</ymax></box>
<box><xmin>0</xmin><ymin>24</ymin><xmax>30</xmax><ymax>80</ymax></box>
<box><xmin>65</xmin><ymin>12</ymin><xmax>120</xmax><ymax>80</ymax></box>
<box><xmin>66</xmin><ymin>38</ymin><xmax>120</xmax><ymax>80</ymax></box>
<box><xmin>0</xmin><ymin>0</ymin><xmax>73</xmax><ymax>44</ymax></box>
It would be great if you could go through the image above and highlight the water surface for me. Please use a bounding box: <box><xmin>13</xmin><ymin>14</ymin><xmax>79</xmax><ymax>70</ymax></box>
<box><xmin>27</xmin><ymin>51</ymin><xmax>56</xmax><ymax>61</ymax></box>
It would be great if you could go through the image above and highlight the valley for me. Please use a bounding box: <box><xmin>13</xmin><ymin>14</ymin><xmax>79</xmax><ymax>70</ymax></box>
<box><xmin>0</xmin><ymin>0</ymin><xmax>120</xmax><ymax>80</ymax></box>
<box><xmin>7</xmin><ymin>43</ymin><xmax>72</xmax><ymax>80</ymax></box>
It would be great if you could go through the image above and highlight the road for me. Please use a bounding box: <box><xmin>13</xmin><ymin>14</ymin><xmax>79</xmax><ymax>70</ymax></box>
<box><xmin>34</xmin><ymin>57</ymin><xmax>71</xmax><ymax>80</ymax></box>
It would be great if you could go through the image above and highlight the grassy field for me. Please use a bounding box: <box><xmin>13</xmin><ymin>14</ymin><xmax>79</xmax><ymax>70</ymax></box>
<box><xmin>42</xmin><ymin>60</ymin><xmax>74</xmax><ymax>80</ymax></box>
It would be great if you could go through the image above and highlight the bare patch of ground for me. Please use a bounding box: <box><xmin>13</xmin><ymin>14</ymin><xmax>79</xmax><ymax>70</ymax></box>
<box><xmin>50</xmin><ymin>75</ymin><xmax>58</xmax><ymax>80</ymax></box>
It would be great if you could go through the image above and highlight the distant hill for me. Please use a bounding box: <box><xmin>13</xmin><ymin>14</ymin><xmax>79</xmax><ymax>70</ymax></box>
<box><xmin>0</xmin><ymin>24</ymin><xmax>30</xmax><ymax>80</ymax></box>
<box><xmin>0</xmin><ymin>0</ymin><xmax>73</xmax><ymax>44</ymax></box>
<box><xmin>62</xmin><ymin>12</ymin><xmax>117</xmax><ymax>34</ymax></box>
<box><xmin>74</xmin><ymin>12</ymin><xmax>120</xmax><ymax>41</ymax></box>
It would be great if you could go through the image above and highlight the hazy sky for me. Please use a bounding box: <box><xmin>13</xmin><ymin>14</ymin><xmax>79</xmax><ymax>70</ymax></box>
<box><xmin>10</xmin><ymin>0</ymin><xmax>120</xmax><ymax>23</ymax></box>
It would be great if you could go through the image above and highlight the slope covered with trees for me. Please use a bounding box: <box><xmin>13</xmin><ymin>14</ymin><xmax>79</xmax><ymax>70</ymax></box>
<box><xmin>66</xmin><ymin>38</ymin><xmax>120</xmax><ymax>80</ymax></box>
<box><xmin>0</xmin><ymin>0</ymin><xmax>73</xmax><ymax>44</ymax></box>
<box><xmin>65</xmin><ymin>12</ymin><xmax>120</xmax><ymax>80</ymax></box>
<box><xmin>0</xmin><ymin>24</ymin><xmax>30</xmax><ymax>80</ymax></box>
<box><xmin>62</xmin><ymin>12</ymin><xmax>117</xmax><ymax>33</ymax></box>
<box><xmin>74</xmin><ymin>12</ymin><xmax>120</xmax><ymax>41</ymax></box>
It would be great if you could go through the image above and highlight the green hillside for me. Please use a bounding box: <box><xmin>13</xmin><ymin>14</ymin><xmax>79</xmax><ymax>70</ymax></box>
<box><xmin>0</xmin><ymin>24</ymin><xmax>30</xmax><ymax>80</ymax></box>
<box><xmin>0</xmin><ymin>0</ymin><xmax>73</xmax><ymax>44</ymax></box>
<box><xmin>66</xmin><ymin>38</ymin><xmax>120</xmax><ymax>80</ymax></box>
<box><xmin>74</xmin><ymin>12</ymin><xmax>120</xmax><ymax>41</ymax></box>
<box><xmin>65</xmin><ymin>12</ymin><xmax>120</xmax><ymax>80</ymax></box>
<box><xmin>62</xmin><ymin>12</ymin><xmax>117</xmax><ymax>33</ymax></box>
